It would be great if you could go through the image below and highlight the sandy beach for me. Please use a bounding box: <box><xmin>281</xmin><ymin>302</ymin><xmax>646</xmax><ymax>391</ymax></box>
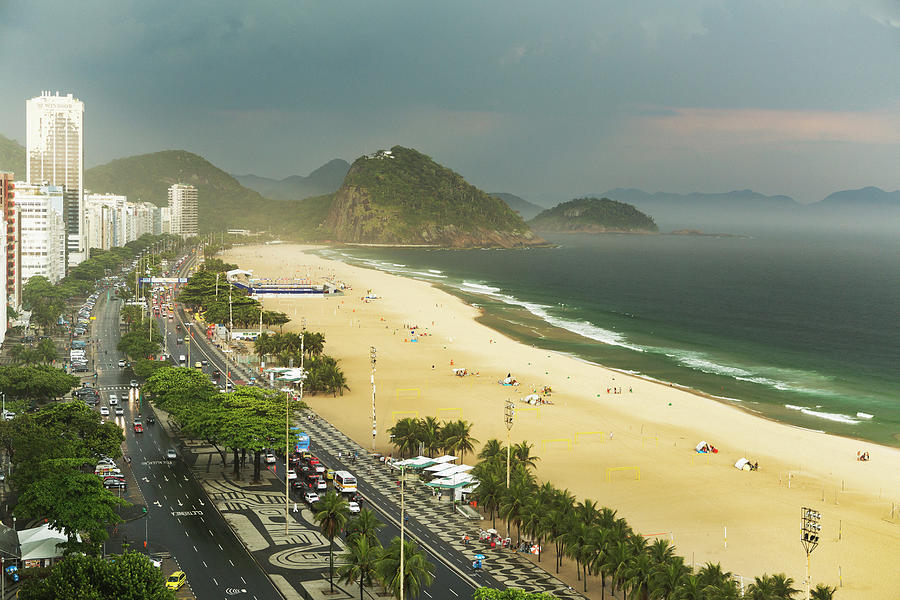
<box><xmin>223</xmin><ymin>243</ymin><xmax>900</xmax><ymax>599</ymax></box>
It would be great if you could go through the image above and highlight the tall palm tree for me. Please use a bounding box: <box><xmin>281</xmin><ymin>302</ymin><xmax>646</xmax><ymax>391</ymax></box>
<box><xmin>604</xmin><ymin>541</ymin><xmax>632</xmax><ymax>597</ymax></box>
<box><xmin>622</xmin><ymin>550</ymin><xmax>654</xmax><ymax>600</ymax></box>
<box><xmin>697</xmin><ymin>562</ymin><xmax>732</xmax><ymax>590</ymax></box>
<box><xmin>440</xmin><ymin>420</ymin><xmax>478</xmax><ymax>463</ymax></box>
<box><xmin>648</xmin><ymin>538</ymin><xmax>677</xmax><ymax>565</ymax></box>
<box><xmin>338</xmin><ymin>535</ymin><xmax>382</xmax><ymax>600</ymax></box>
<box><xmin>418</xmin><ymin>417</ymin><xmax>442</xmax><ymax>457</ymax></box>
<box><xmin>471</xmin><ymin>468</ymin><xmax>503</xmax><ymax>528</ymax></box>
<box><xmin>518</xmin><ymin>496</ymin><xmax>544</xmax><ymax>560</ymax></box>
<box><xmin>649</xmin><ymin>557</ymin><xmax>690</xmax><ymax>600</ymax></box>
<box><xmin>810</xmin><ymin>584</ymin><xmax>836</xmax><ymax>600</ymax></box>
<box><xmin>478</xmin><ymin>438</ymin><xmax>505</xmax><ymax>460</ymax></box>
<box><xmin>388</xmin><ymin>418</ymin><xmax>420</xmax><ymax>458</ymax></box>
<box><xmin>377</xmin><ymin>537</ymin><xmax>435</xmax><ymax>600</ymax></box>
<box><xmin>345</xmin><ymin>508</ymin><xmax>385</xmax><ymax>547</ymax></box>
<box><xmin>674</xmin><ymin>575</ymin><xmax>707</xmax><ymax>600</ymax></box>
<box><xmin>745</xmin><ymin>575</ymin><xmax>780</xmax><ymax>600</ymax></box>
<box><xmin>511</xmin><ymin>441</ymin><xmax>540</xmax><ymax>471</ymax></box>
<box><xmin>588</xmin><ymin>527</ymin><xmax>614</xmax><ymax>600</ymax></box>
<box><xmin>770</xmin><ymin>574</ymin><xmax>799</xmax><ymax>599</ymax></box>
<box><xmin>705</xmin><ymin>579</ymin><xmax>743</xmax><ymax>600</ymax></box>
<box><xmin>314</xmin><ymin>491</ymin><xmax>350</xmax><ymax>593</ymax></box>
<box><xmin>575</xmin><ymin>498</ymin><xmax>600</xmax><ymax>528</ymax></box>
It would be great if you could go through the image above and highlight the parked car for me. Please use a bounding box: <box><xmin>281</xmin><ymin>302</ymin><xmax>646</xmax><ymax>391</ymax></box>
<box><xmin>118</xmin><ymin>359</ymin><xmax>126</xmax><ymax>368</ymax></box>
<box><xmin>165</xmin><ymin>571</ymin><xmax>186</xmax><ymax>591</ymax></box>
<box><xmin>265</xmin><ymin>453</ymin><xmax>277</xmax><ymax>464</ymax></box>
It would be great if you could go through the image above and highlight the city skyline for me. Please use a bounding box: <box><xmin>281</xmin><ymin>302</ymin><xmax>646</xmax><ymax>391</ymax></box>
<box><xmin>0</xmin><ymin>1</ymin><xmax>897</xmax><ymax>204</ymax></box>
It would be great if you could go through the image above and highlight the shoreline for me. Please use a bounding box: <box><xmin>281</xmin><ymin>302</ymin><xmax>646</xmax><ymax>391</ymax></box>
<box><xmin>222</xmin><ymin>243</ymin><xmax>900</xmax><ymax>599</ymax></box>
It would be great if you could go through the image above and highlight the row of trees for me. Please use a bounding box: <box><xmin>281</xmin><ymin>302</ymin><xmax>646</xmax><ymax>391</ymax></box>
<box><xmin>387</xmin><ymin>417</ymin><xmax>479</xmax><ymax>462</ymax></box>
<box><xmin>470</xmin><ymin>440</ymin><xmax>837</xmax><ymax>599</ymax></box>
<box><xmin>0</xmin><ymin>401</ymin><xmax>125</xmax><ymax>556</ymax></box>
<box><xmin>177</xmin><ymin>267</ymin><xmax>290</xmax><ymax>329</ymax></box>
<box><xmin>22</xmin><ymin>234</ymin><xmax>178</xmax><ymax>332</ymax></box>
<box><xmin>313</xmin><ymin>490</ymin><xmax>435</xmax><ymax>600</ymax></box>
<box><xmin>144</xmin><ymin>366</ymin><xmax>301</xmax><ymax>482</ymax></box>
<box><xmin>8</xmin><ymin>338</ymin><xmax>57</xmax><ymax>365</ymax></box>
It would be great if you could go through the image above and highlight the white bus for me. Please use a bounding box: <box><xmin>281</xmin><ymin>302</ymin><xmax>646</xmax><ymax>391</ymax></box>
<box><xmin>333</xmin><ymin>470</ymin><xmax>357</xmax><ymax>493</ymax></box>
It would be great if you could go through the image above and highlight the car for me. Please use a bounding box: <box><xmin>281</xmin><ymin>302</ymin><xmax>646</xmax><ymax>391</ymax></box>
<box><xmin>103</xmin><ymin>479</ymin><xmax>126</xmax><ymax>489</ymax></box>
<box><xmin>212</xmin><ymin>369</ymin><xmax>221</xmax><ymax>379</ymax></box>
<box><xmin>1</xmin><ymin>411</ymin><xmax>14</xmax><ymax>421</ymax></box>
<box><xmin>102</xmin><ymin>474</ymin><xmax>126</xmax><ymax>483</ymax></box>
<box><xmin>194</xmin><ymin>361</ymin><xmax>202</xmax><ymax>369</ymax></box>
<box><xmin>165</xmin><ymin>571</ymin><xmax>186</xmax><ymax>591</ymax></box>
<box><xmin>201</xmin><ymin>359</ymin><xmax>209</xmax><ymax>366</ymax></box>
<box><xmin>287</xmin><ymin>469</ymin><xmax>297</xmax><ymax>480</ymax></box>
<box><xmin>166</xmin><ymin>448</ymin><xmax>177</xmax><ymax>460</ymax></box>
<box><xmin>100</xmin><ymin>406</ymin><xmax>110</xmax><ymax>416</ymax></box>
<box><xmin>118</xmin><ymin>359</ymin><xmax>126</xmax><ymax>368</ymax></box>
<box><xmin>133</xmin><ymin>422</ymin><xmax>143</xmax><ymax>433</ymax></box>
<box><xmin>291</xmin><ymin>479</ymin><xmax>307</xmax><ymax>491</ymax></box>
<box><xmin>303</xmin><ymin>491</ymin><xmax>319</xmax><ymax>504</ymax></box>
<box><xmin>315</xmin><ymin>478</ymin><xmax>327</xmax><ymax>490</ymax></box>
<box><xmin>115</xmin><ymin>407</ymin><xmax>124</xmax><ymax>415</ymax></box>
<box><xmin>147</xmin><ymin>415</ymin><xmax>156</xmax><ymax>424</ymax></box>
<box><xmin>176</xmin><ymin>338</ymin><xmax>184</xmax><ymax>345</ymax></box>
<box><xmin>325</xmin><ymin>469</ymin><xmax>335</xmax><ymax>480</ymax></box>
<box><xmin>108</xmin><ymin>394</ymin><xmax>118</xmax><ymax>405</ymax></box>
<box><xmin>265</xmin><ymin>453</ymin><xmax>276</xmax><ymax>464</ymax></box>
<box><xmin>130</xmin><ymin>380</ymin><xmax>138</xmax><ymax>388</ymax></box>
<box><xmin>97</xmin><ymin>457</ymin><xmax>116</xmax><ymax>465</ymax></box>
<box><xmin>348</xmin><ymin>501</ymin><xmax>360</xmax><ymax>513</ymax></box>
<box><xmin>224</xmin><ymin>381</ymin><xmax>234</xmax><ymax>390</ymax></box>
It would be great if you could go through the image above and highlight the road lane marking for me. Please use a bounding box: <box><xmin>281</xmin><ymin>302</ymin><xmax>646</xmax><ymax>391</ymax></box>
<box><xmin>449</xmin><ymin>589</ymin><xmax>458</xmax><ymax>596</ymax></box>
<box><xmin>193</xmin><ymin>545</ymin><xmax>198</xmax><ymax>552</ymax></box>
<box><xmin>213</xmin><ymin>577</ymin><xmax>218</xmax><ymax>586</ymax></box>
<box><xmin>202</xmin><ymin>561</ymin><xmax>208</xmax><ymax>568</ymax></box>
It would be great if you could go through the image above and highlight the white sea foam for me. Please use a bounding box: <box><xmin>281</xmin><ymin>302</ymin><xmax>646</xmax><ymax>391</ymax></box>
<box><xmin>461</xmin><ymin>282</ymin><xmax>502</xmax><ymax>294</ymax></box>
<box><xmin>412</xmin><ymin>271</ymin><xmax>447</xmax><ymax>278</ymax></box>
<box><xmin>428</xmin><ymin>269</ymin><xmax>442</xmax><ymax>274</ymax></box>
<box><xmin>856</xmin><ymin>412</ymin><xmax>874</xmax><ymax>419</ymax></box>
<box><xmin>784</xmin><ymin>404</ymin><xmax>858</xmax><ymax>424</ymax></box>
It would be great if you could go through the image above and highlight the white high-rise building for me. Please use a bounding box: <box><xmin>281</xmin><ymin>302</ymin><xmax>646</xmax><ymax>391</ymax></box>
<box><xmin>160</xmin><ymin>207</ymin><xmax>172</xmax><ymax>235</ymax></box>
<box><xmin>84</xmin><ymin>193</ymin><xmax>127</xmax><ymax>251</ymax></box>
<box><xmin>26</xmin><ymin>91</ymin><xmax>85</xmax><ymax>267</ymax></box>
<box><xmin>15</xmin><ymin>182</ymin><xmax>67</xmax><ymax>284</ymax></box>
<box><xmin>167</xmin><ymin>184</ymin><xmax>198</xmax><ymax>239</ymax></box>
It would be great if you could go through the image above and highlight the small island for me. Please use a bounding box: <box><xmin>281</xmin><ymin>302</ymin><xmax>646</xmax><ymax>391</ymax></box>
<box><xmin>528</xmin><ymin>197</ymin><xmax>658</xmax><ymax>233</ymax></box>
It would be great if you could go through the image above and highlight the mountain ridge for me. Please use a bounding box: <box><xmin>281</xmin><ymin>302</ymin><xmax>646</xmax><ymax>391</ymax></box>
<box><xmin>0</xmin><ymin>133</ymin><xmax>26</xmax><ymax>179</ymax></box>
<box><xmin>235</xmin><ymin>158</ymin><xmax>350</xmax><ymax>200</ymax></box>
<box><xmin>529</xmin><ymin>197</ymin><xmax>658</xmax><ymax>233</ymax></box>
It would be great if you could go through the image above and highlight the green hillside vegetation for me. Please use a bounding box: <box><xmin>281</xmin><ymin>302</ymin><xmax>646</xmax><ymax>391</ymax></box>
<box><xmin>529</xmin><ymin>197</ymin><xmax>658</xmax><ymax>233</ymax></box>
<box><xmin>0</xmin><ymin>133</ymin><xmax>26</xmax><ymax>178</ymax></box>
<box><xmin>85</xmin><ymin>150</ymin><xmax>332</xmax><ymax>236</ymax></box>
<box><xmin>326</xmin><ymin>146</ymin><xmax>542</xmax><ymax>247</ymax></box>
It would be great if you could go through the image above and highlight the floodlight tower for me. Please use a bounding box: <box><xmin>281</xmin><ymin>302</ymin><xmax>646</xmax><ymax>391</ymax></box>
<box><xmin>504</xmin><ymin>400</ymin><xmax>515</xmax><ymax>488</ymax></box>
<box><xmin>800</xmin><ymin>506</ymin><xmax>822</xmax><ymax>600</ymax></box>
<box><xmin>370</xmin><ymin>346</ymin><xmax>377</xmax><ymax>452</ymax></box>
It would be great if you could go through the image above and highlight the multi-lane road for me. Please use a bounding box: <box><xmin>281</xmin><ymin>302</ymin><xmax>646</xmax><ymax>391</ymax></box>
<box><xmin>91</xmin><ymin>287</ymin><xmax>282</xmax><ymax>600</ymax></box>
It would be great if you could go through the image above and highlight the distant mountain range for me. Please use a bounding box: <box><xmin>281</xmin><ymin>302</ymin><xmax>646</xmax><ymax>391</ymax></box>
<box><xmin>490</xmin><ymin>192</ymin><xmax>546</xmax><ymax>220</ymax></box>
<box><xmin>235</xmin><ymin>159</ymin><xmax>351</xmax><ymax>200</ymax></box>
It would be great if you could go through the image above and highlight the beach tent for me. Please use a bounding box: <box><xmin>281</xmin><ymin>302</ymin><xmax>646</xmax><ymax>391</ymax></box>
<box><xmin>734</xmin><ymin>458</ymin><xmax>751</xmax><ymax>471</ymax></box>
<box><xmin>524</xmin><ymin>394</ymin><xmax>540</xmax><ymax>404</ymax></box>
<box><xmin>432</xmin><ymin>455</ymin><xmax>458</xmax><ymax>464</ymax></box>
<box><xmin>695</xmin><ymin>441</ymin><xmax>710</xmax><ymax>453</ymax></box>
<box><xmin>17</xmin><ymin>524</ymin><xmax>74</xmax><ymax>564</ymax></box>
<box><xmin>424</xmin><ymin>462</ymin><xmax>455</xmax><ymax>473</ymax></box>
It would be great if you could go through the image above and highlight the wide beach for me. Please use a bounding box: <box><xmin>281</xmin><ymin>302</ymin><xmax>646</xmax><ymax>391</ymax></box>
<box><xmin>223</xmin><ymin>243</ymin><xmax>900</xmax><ymax>598</ymax></box>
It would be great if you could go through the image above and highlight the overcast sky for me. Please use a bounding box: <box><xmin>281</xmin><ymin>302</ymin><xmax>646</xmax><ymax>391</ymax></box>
<box><xmin>1</xmin><ymin>0</ymin><xmax>898</xmax><ymax>203</ymax></box>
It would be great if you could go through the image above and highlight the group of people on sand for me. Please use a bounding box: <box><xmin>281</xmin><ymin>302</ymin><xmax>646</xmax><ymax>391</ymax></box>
<box><xmin>857</xmin><ymin>450</ymin><xmax>871</xmax><ymax>461</ymax></box>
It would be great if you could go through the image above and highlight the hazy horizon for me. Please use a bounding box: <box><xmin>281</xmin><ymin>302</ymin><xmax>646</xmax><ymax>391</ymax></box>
<box><xmin>1</xmin><ymin>1</ymin><xmax>898</xmax><ymax>204</ymax></box>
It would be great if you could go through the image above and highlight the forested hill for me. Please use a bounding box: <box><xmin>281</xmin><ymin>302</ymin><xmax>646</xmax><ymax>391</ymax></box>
<box><xmin>529</xmin><ymin>197</ymin><xmax>658</xmax><ymax>233</ymax></box>
<box><xmin>325</xmin><ymin>146</ymin><xmax>544</xmax><ymax>248</ymax></box>
<box><xmin>0</xmin><ymin>133</ymin><xmax>26</xmax><ymax>179</ymax></box>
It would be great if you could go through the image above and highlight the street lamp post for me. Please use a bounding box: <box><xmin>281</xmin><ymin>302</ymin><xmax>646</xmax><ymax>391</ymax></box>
<box><xmin>800</xmin><ymin>507</ymin><xmax>821</xmax><ymax>600</ymax></box>
<box><xmin>504</xmin><ymin>400</ymin><xmax>514</xmax><ymax>488</ymax></box>
<box><xmin>370</xmin><ymin>347</ymin><xmax>377</xmax><ymax>453</ymax></box>
<box><xmin>400</xmin><ymin>463</ymin><xmax>406</xmax><ymax>600</ymax></box>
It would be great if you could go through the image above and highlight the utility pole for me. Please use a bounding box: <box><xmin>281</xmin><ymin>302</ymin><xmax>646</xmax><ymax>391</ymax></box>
<box><xmin>370</xmin><ymin>346</ymin><xmax>377</xmax><ymax>453</ymax></box>
<box><xmin>400</xmin><ymin>464</ymin><xmax>406</xmax><ymax>600</ymax></box>
<box><xmin>285</xmin><ymin>389</ymin><xmax>290</xmax><ymax>535</ymax></box>
<box><xmin>505</xmin><ymin>400</ymin><xmax>515</xmax><ymax>488</ymax></box>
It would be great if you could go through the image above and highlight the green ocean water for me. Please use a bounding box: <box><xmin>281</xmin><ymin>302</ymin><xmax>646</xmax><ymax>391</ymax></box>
<box><xmin>314</xmin><ymin>232</ymin><xmax>900</xmax><ymax>445</ymax></box>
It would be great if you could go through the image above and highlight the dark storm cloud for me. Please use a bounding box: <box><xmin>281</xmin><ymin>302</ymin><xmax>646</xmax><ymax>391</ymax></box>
<box><xmin>1</xmin><ymin>0</ymin><xmax>898</xmax><ymax>202</ymax></box>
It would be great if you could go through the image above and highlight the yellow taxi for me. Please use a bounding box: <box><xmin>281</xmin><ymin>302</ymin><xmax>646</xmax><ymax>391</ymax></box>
<box><xmin>165</xmin><ymin>570</ymin><xmax>187</xmax><ymax>590</ymax></box>
<box><xmin>325</xmin><ymin>469</ymin><xmax>335</xmax><ymax>481</ymax></box>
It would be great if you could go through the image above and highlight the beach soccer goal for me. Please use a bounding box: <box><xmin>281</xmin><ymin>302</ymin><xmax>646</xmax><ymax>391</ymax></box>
<box><xmin>574</xmin><ymin>431</ymin><xmax>605</xmax><ymax>445</ymax></box>
<box><xmin>516</xmin><ymin>406</ymin><xmax>540</xmax><ymax>418</ymax></box>
<box><xmin>391</xmin><ymin>411</ymin><xmax>419</xmax><ymax>423</ymax></box>
<box><xmin>395</xmin><ymin>388</ymin><xmax>422</xmax><ymax>401</ymax></box>
<box><xmin>541</xmin><ymin>438</ymin><xmax>573</xmax><ymax>451</ymax></box>
<box><xmin>606</xmin><ymin>466</ymin><xmax>641</xmax><ymax>482</ymax></box>
<box><xmin>436</xmin><ymin>407</ymin><xmax>463</xmax><ymax>420</ymax></box>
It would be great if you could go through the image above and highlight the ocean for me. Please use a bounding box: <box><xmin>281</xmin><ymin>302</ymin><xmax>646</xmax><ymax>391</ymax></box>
<box><xmin>313</xmin><ymin>232</ymin><xmax>900</xmax><ymax>446</ymax></box>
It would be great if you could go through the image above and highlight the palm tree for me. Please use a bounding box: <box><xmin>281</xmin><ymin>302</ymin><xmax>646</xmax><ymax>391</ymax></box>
<box><xmin>314</xmin><ymin>491</ymin><xmax>350</xmax><ymax>593</ymax></box>
<box><xmin>377</xmin><ymin>537</ymin><xmax>435</xmax><ymax>600</ymax></box>
<box><xmin>346</xmin><ymin>508</ymin><xmax>385</xmax><ymax>547</ymax></box>
<box><xmin>587</xmin><ymin>527</ymin><xmax>614</xmax><ymax>600</ymax></box>
<box><xmin>675</xmin><ymin>575</ymin><xmax>707</xmax><ymax>600</ymax></box>
<box><xmin>705</xmin><ymin>579</ymin><xmax>743</xmax><ymax>600</ymax></box>
<box><xmin>418</xmin><ymin>416</ymin><xmax>442</xmax><ymax>457</ymax></box>
<box><xmin>770</xmin><ymin>574</ymin><xmax>799</xmax><ymax>599</ymax></box>
<box><xmin>810</xmin><ymin>584</ymin><xmax>836</xmax><ymax>600</ymax></box>
<box><xmin>511</xmin><ymin>441</ymin><xmax>540</xmax><ymax>471</ymax></box>
<box><xmin>338</xmin><ymin>535</ymin><xmax>382</xmax><ymax>600</ymax></box>
<box><xmin>623</xmin><ymin>550</ymin><xmax>654</xmax><ymax>600</ymax></box>
<box><xmin>575</xmin><ymin>498</ymin><xmax>600</xmax><ymax>528</ymax></box>
<box><xmin>649</xmin><ymin>557</ymin><xmax>690</xmax><ymax>600</ymax></box>
<box><xmin>472</xmin><ymin>468</ymin><xmax>504</xmax><ymax>528</ymax></box>
<box><xmin>440</xmin><ymin>420</ymin><xmax>478</xmax><ymax>463</ymax></box>
<box><xmin>388</xmin><ymin>418</ymin><xmax>420</xmax><ymax>458</ymax></box>
<box><xmin>746</xmin><ymin>575</ymin><xmax>780</xmax><ymax>600</ymax></box>
<box><xmin>648</xmin><ymin>538</ymin><xmax>677</xmax><ymax>565</ymax></box>
<box><xmin>518</xmin><ymin>496</ymin><xmax>544</xmax><ymax>559</ymax></box>
<box><xmin>604</xmin><ymin>541</ymin><xmax>632</xmax><ymax>597</ymax></box>
<box><xmin>697</xmin><ymin>562</ymin><xmax>732</xmax><ymax>590</ymax></box>
<box><xmin>478</xmin><ymin>438</ymin><xmax>505</xmax><ymax>460</ymax></box>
